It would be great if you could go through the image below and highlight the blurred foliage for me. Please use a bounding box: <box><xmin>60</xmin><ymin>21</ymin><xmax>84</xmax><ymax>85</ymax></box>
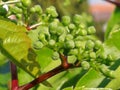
<box><xmin>33</xmin><ymin>0</ymin><xmax>89</xmax><ymax>16</ymax></box>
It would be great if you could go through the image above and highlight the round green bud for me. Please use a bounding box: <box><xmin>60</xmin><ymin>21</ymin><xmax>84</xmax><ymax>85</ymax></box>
<box><xmin>21</xmin><ymin>0</ymin><xmax>31</xmax><ymax>7</ymax></box>
<box><xmin>48</xmin><ymin>39</ymin><xmax>56</xmax><ymax>46</ymax></box>
<box><xmin>62</xmin><ymin>16</ymin><xmax>71</xmax><ymax>26</ymax></box>
<box><xmin>94</xmin><ymin>40</ymin><xmax>102</xmax><ymax>50</ymax></box>
<box><xmin>49</xmin><ymin>22</ymin><xmax>57</xmax><ymax>34</ymax></box>
<box><xmin>105</xmin><ymin>70</ymin><xmax>115</xmax><ymax>78</ymax></box>
<box><xmin>74</xmin><ymin>36</ymin><xmax>83</xmax><ymax>41</ymax></box>
<box><xmin>34</xmin><ymin>5</ymin><xmax>43</xmax><ymax>14</ymax></box>
<box><xmin>99</xmin><ymin>52</ymin><xmax>107</xmax><ymax>60</ymax></box>
<box><xmin>79</xmin><ymin>29</ymin><xmax>87</xmax><ymax>36</ymax></box>
<box><xmin>87</xmin><ymin>26</ymin><xmax>96</xmax><ymax>34</ymax></box>
<box><xmin>85</xmin><ymin>40</ymin><xmax>95</xmax><ymax>50</ymax></box>
<box><xmin>30</xmin><ymin>7</ymin><xmax>36</xmax><ymax>13</ymax></box>
<box><xmin>99</xmin><ymin>64</ymin><xmax>115</xmax><ymax>78</ymax></box>
<box><xmin>68</xmin><ymin>49</ymin><xmax>78</xmax><ymax>55</ymax></box>
<box><xmin>52</xmin><ymin>51</ymin><xmax>60</xmax><ymax>60</ymax></box>
<box><xmin>79</xmin><ymin>23</ymin><xmax>86</xmax><ymax>29</ymax></box>
<box><xmin>90</xmin><ymin>52</ymin><xmax>96</xmax><ymax>59</ymax></box>
<box><xmin>81</xmin><ymin>61</ymin><xmax>90</xmax><ymax>70</ymax></box>
<box><xmin>64</xmin><ymin>40</ymin><xmax>75</xmax><ymax>49</ymax></box>
<box><xmin>68</xmin><ymin>23</ymin><xmax>76</xmax><ymax>30</ymax></box>
<box><xmin>38</xmin><ymin>33</ymin><xmax>45</xmax><ymax>40</ymax></box>
<box><xmin>11</xmin><ymin>6</ymin><xmax>22</xmax><ymax>14</ymax></box>
<box><xmin>65</xmin><ymin>34</ymin><xmax>73</xmax><ymax>41</ymax></box>
<box><xmin>16</xmin><ymin>3</ymin><xmax>23</xmax><ymax>8</ymax></box>
<box><xmin>0</xmin><ymin>6</ymin><xmax>7</xmax><ymax>16</ymax></box>
<box><xmin>73</xmin><ymin>14</ymin><xmax>82</xmax><ymax>25</ymax></box>
<box><xmin>83</xmin><ymin>51</ymin><xmax>89</xmax><ymax>59</ymax></box>
<box><xmin>33</xmin><ymin>41</ymin><xmax>44</xmax><ymax>49</ymax></box>
<box><xmin>46</xmin><ymin>6</ymin><xmax>58</xmax><ymax>17</ymax></box>
<box><xmin>59</xmin><ymin>34</ymin><xmax>66</xmax><ymax>42</ymax></box>
<box><xmin>56</xmin><ymin>26</ymin><xmax>65</xmax><ymax>35</ymax></box>
<box><xmin>16</xmin><ymin>14</ymin><xmax>22</xmax><ymax>19</ymax></box>
<box><xmin>75</xmin><ymin>41</ymin><xmax>81</xmax><ymax>48</ymax></box>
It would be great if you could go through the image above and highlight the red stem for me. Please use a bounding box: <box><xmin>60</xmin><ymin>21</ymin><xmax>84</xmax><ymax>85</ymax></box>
<box><xmin>10</xmin><ymin>62</ymin><xmax>19</xmax><ymax>90</ymax></box>
<box><xmin>59</xmin><ymin>54</ymin><xmax>69</xmax><ymax>69</ymax></box>
<box><xmin>18</xmin><ymin>64</ymin><xmax>73</xmax><ymax>90</ymax></box>
<box><xmin>18</xmin><ymin>55</ymin><xmax>80</xmax><ymax>90</ymax></box>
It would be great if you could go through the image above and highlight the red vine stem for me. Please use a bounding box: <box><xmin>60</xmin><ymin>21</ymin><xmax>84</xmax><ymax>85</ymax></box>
<box><xmin>18</xmin><ymin>55</ymin><xmax>80</xmax><ymax>90</ymax></box>
<box><xmin>10</xmin><ymin>62</ymin><xmax>19</xmax><ymax>90</ymax></box>
<box><xmin>19</xmin><ymin>64</ymin><xmax>73</xmax><ymax>90</ymax></box>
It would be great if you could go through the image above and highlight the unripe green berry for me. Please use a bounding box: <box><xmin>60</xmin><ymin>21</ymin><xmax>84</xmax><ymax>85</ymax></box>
<box><xmin>79</xmin><ymin>23</ymin><xmax>86</xmax><ymax>29</ymax></box>
<box><xmin>65</xmin><ymin>34</ymin><xmax>73</xmax><ymax>41</ymax></box>
<box><xmin>38</xmin><ymin>33</ymin><xmax>45</xmax><ymax>40</ymax></box>
<box><xmin>16</xmin><ymin>14</ymin><xmax>22</xmax><ymax>19</ymax></box>
<box><xmin>30</xmin><ymin>7</ymin><xmax>36</xmax><ymax>13</ymax></box>
<box><xmin>56</xmin><ymin>26</ymin><xmax>65</xmax><ymax>35</ymax></box>
<box><xmin>73</xmin><ymin>14</ymin><xmax>82</xmax><ymax>25</ymax></box>
<box><xmin>85</xmin><ymin>40</ymin><xmax>95</xmax><ymax>50</ymax></box>
<box><xmin>95</xmin><ymin>40</ymin><xmax>102</xmax><ymax>50</ymax></box>
<box><xmin>46</xmin><ymin>6</ymin><xmax>58</xmax><ymax>17</ymax></box>
<box><xmin>11</xmin><ymin>6</ymin><xmax>22</xmax><ymax>14</ymax></box>
<box><xmin>68</xmin><ymin>49</ymin><xmax>78</xmax><ymax>55</ymax></box>
<box><xmin>81</xmin><ymin>61</ymin><xmax>90</xmax><ymax>70</ymax></box>
<box><xmin>87</xmin><ymin>26</ymin><xmax>96</xmax><ymax>34</ymax></box>
<box><xmin>64</xmin><ymin>40</ymin><xmax>75</xmax><ymax>49</ymax></box>
<box><xmin>90</xmin><ymin>52</ymin><xmax>96</xmax><ymax>59</ymax></box>
<box><xmin>79</xmin><ymin>29</ymin><xmax>87</xmax><ymax>36</ymax></box>
<box><xmin>49</xmin><ymin>22</ymin><xmax>57</xmax><ymax>34</ymax></box>
<box><xmin>59</xmin><ymin>34</ymin><xmax>66</xmax><ymax>42</ymax></box>
<box><xmin>75</xmin><ymin>41</ymin><xmax>81</xmax><ymax>48</ymax></box>
<box><xmin>62</xmin><ymin>16</ymin><xmax>71</xmax><ymax>26</ymax></box>
<box><xmin>48</xmin><ymin>39</ymin><xmax>56</xmax><ymax>46</ymax></box>
<box><xmin>38</xmin><ymin>33</ymin><xmax>48</xmax><ymax>45</ymax></box>
<box><xmin>83</xmin><ymin>51</ymin><xmax>89</xmax><ymax>59</ymax></box>
<box><xmin>99</xmin><ymin>52</ymin><xmax>107</xmax><ymax>60</ymax></box>
<box><xmin>16</xmin><ymin>3</ymin><xmax>23</xmax><ymax>8</ymax></box>
<box><xmin>21</xmin><ymin>0</ymin><xmax>31</xmax><ymax>7</ymax></box>
<box><xmin>99</xmin><ymin>64</ymin><xmax>115</xmax><ymax>78</ymax></box>
<box><xmin>52</xmin><ymin>51</ymin><xmax>59</xmax><ymax>60</ymax></box>
<box><xmin>74</xmin><ymin>36</ymin><xmax>83</xmax><ymax>41</ymax></box>
<box><xmin>68</xmin><ymin>23</ymin><xmax>76</xmax><ymax>30</ymax></box>
<box><xmin>33</xmin><ymin>41</ymin><xmax>44</xmax><ymax>49</ymax></box>
<box><xmin>34</xmin><ymin>5</ymin><xmax>43</xmax><ymax>14</ymax></box>
<box><xmin>105</xmin><ymin>70</ymin><xmax>115</xmax><ymax>78</ymax></box>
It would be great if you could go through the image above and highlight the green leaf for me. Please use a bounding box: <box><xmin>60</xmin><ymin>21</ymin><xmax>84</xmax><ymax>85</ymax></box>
<box><xmin>75</xmin><ymin>68</ymin><xmax>105</xmax><ymax>88</ymax></box>
<box><xmin>0</xmin><ymin>19</ymin><xmax>40</xmax><ymax>77</ymax></box>
<box><xmin>63</xmin><ymin>86</ymin><xmax>73</xmax><ymax>90</ymax></box>
<box><xmin>104</xmin><ymin>26</ymin><xmax>120</xmax><ymax>60</ymax></box>
<box><xmin>0</xmin><ymin>52</ymin><xmax>7</xmax><ymax>66</ymax></box>
<box><xmin>75</xmin><ymin>87</ymin><xmax>112</xmax><ymax>90</ymax></box>
<box><xmin>105</xmin><ymin>66</ymin><xmax>120</xmax><ymax>90</ymax></box>
<box><xmin>103</xmin><ymin>13</ymin><xmax>120</xmax><ymax>89</ymax></box>
<box><xmin>105</xmin><ymin>7</ymin><xmax>120</xmax><ymax>39</ymax></box>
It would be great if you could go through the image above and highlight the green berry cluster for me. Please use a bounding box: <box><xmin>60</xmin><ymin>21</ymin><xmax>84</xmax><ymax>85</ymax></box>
<box><xmin>0</xmin><ymin>0</ymin><xmax>114</xmax><ymax>78</ymax></box>
<box><xmin>28</xmin><ymin>6</ymin><xmax>116</xmax><ymax>77</ymax></box>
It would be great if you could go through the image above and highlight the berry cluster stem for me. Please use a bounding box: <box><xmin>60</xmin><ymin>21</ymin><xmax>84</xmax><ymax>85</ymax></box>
<box><xmin>18</xmin><ymin>55</ymin><xmax>80</xmax><ymax>90</ymax></box>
